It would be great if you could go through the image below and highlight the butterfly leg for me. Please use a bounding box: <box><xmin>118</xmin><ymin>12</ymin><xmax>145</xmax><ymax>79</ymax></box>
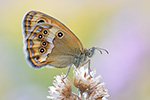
<box><xmin>63</xmin><ymin>65</ymin><xmax>72</xmax><ymax>79</ymax></box>
<box><xmin>87</xmin><ymin>60</ymin><xmax>93</xmax><ymax>78</ymax></box>
<box><xmin>81</xmin><ymin>60</ymin><xmax>93</xmax><ymax>78</ymax></box>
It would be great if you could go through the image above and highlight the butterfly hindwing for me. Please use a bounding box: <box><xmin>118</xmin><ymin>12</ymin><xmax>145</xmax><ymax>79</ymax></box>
<box><xmin>25</xmin><ymin>24</ymin><xmax>55</xmax><ymax>68</ymax></box>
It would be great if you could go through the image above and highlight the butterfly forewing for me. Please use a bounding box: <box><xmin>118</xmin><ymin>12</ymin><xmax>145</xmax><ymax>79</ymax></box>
<box><xmin>22</xmin><ymin>11</ymin><xmax>84</xmax><ymax>69</ymax></box>
<box><xmin>23</xmin><ymin>11</ymin><xmax>83</xmax><ymax>50</ymax></box>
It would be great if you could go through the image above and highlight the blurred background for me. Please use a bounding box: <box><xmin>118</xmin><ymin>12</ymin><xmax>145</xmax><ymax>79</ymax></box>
<box><xmin>0</xmin><ymin>0</ymin><xmax>150</xmax><ymax>100</ymax></box>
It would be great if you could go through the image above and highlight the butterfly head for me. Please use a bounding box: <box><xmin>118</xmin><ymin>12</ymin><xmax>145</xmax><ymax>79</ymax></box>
<box><xmin>73</xmin><ymin>47</ymin><xmax>108</xmax><ymax>68</ymax></box>
<box><xmin>85</xmin><ymin>47</ymin><xmax>96</xmax><ymax>58</ymax></box>
<box><xmin>73</xmin><ymin>47</ymin><xmax>95</xmax><ymax>67</ymax></box>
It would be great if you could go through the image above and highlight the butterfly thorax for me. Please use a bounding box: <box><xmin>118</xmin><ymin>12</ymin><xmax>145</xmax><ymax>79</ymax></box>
<box><xmin>73</xmin><ymin>47</ymin><xmax>95</xmax><ymax>67</ymax></box>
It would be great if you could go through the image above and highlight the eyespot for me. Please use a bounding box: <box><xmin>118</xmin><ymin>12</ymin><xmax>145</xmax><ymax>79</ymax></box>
<box><xmin>39</xmin><ymin>48</ymin><xmax>46</xmax><ymax>54</ymax></box>
<box><xmin>41</xmin><ymin>41</ymin><xmax>47</xmax><ymax>47</ymax></box>
<box><xmin>37</xmin><ymin>20</ymin><xmax>45</xmax><ymax>23</ymax></box>
<box><xmin>38</xmin><ymin>34</ymin><xmax>43</xmax><ymax>39</ymax></box>
<box><xmin>36</xmin><ymin>56</ymin><xmax>40</xmax><ymax>60</ymax></box>
<box><xmin>58</xmin><ymin>32</ymin><xmax>63</xmax><ymax>37</ymax></box>
<box><xmin>42</xmin><ymin>41</ymin><xmax>46</xmax><ymax>46</ymax></box>
<box><xmin>57</xmin><ymin>32</ymin><xmax>64</xmax><ymax>39</ymax></box>
<box><xmin>43</xmin><ymin>30</ymin><xmax>48</xmax><ymax>35</ymax></box>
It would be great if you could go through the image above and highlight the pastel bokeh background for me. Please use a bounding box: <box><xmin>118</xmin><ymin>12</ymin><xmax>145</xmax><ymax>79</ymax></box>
<box><xmin>0</xmin><ymin>0</ymin><xmax>150</xmax><ymax>100</ymax></box>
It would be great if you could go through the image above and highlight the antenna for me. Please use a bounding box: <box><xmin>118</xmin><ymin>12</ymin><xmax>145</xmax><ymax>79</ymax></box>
<box><xmin>94</xmin><ymin>47</ymin><xmax>109</xmax><ymax>54</ymax></box>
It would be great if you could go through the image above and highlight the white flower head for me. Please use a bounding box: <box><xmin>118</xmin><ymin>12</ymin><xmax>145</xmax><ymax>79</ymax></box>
<box><xmin>47</xmin><ymin>67</ymin><xmax>109</xmax><ymax>100</ymax></box>
<box><xmin>87</xmin><ymin>82</ymin><xmax>110</xmax><ymax>100</ymax></box>
<box><xmin>47</xmin><ymin>74</ymin><xmax>73</xmax><ymax>100</ymax></box>
<box><xmin>73</xmin><ymin>67</ymin><xmax>101</xmax><ymax>92</ymax></box>
<box><xmin>73</xmin><ymin>67</ymin><xmax>109</xmax><ymax>100</ymax></box>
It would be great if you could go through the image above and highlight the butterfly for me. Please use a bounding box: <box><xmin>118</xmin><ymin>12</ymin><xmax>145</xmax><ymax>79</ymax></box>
<box><xmin>22</xmin><ymin>11</ymin><xmax>108</xmax><ymax>78</ymax></box>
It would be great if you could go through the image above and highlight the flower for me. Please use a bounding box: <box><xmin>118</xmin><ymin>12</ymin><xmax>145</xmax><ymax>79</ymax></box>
<box><xmin>73</xmin><ymin>67</ymin><xmax>101</xmax><ymax>92</ymax></box>
<box><xmin>47</xmin><ymin>73</ymin><xmax>81</xmax><ymax>100</ymax></box>
<box><xmin>86</xmin><ymin>82</ymin><xmax>109</xmax><ymax>100</ymax></box>
<box><xmin>73</xmin><ymin>67</ymin><xmax>109</xmax><ymax>100</ymax></box>
<box><xmin>47</xmin><ymin>67</ymin><xmax>109</xmax><ymax>100</ymax></box>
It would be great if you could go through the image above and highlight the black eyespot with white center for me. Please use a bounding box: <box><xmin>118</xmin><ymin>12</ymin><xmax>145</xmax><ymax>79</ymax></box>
<box><xmin>41</xmin><ymin>40</ymin><xmax>48</xmax><ymax>47</ymax></box>
<box><xmin>42</xmin><ymin>42</ymin><xmax>46</xmax><ymax>46</ymax></box>
<box><xmin>43</xmin><ymin>30</ymin><xmax>48</xmax><ymax>35</ymax></box>
<box><xmin>40</xmin><ymin>48</ymin><xmax>45</xmax><ymax>54</ymax></box>
<box><xmin>57</xmin><ymin>32</ymin><xmax>63</xmax><ymax>38</ymax></box>
<box><xmin>38</xmin><ymin>34</ymin><xmax>43</xmax><ymax>39</ymax></box>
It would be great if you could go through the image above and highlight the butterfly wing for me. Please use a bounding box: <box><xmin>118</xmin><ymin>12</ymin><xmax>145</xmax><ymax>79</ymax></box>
<box><xmin>22</xmin><ymin>11</ymin><xmax>84</xmax><ymax>68</ymax></box>
<box><xmin>22</xmin><ymin>11</ymin><xmax>83</xmax><ymax>50</ymax></box>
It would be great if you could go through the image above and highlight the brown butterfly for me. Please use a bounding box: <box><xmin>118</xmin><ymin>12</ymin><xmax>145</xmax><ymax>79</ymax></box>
<box><xmin>22</xmin><ymin>11</ymin><xmax>108</xmax><ymax>78</ymax></box>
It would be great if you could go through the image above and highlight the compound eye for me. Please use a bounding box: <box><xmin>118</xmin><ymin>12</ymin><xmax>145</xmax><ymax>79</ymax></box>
<box><xmin>88</xmin><ymin>52</ymin><xmax>93</xmax><ymax>57</ymax></box>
